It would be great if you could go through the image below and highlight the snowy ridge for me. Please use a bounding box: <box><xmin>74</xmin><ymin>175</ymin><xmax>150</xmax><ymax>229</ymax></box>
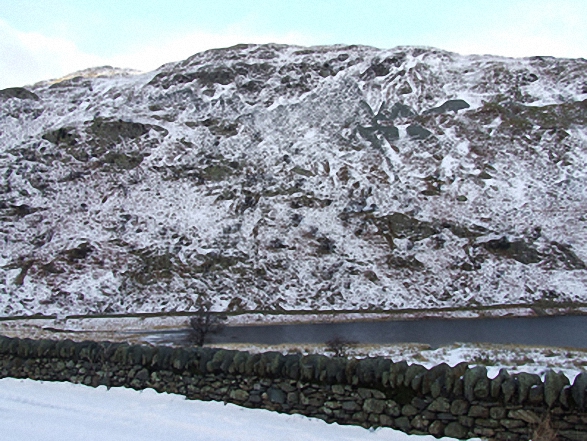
<box><xmin>33</xmin><ymin>65</ymin><xmax>143</xmax><ymax>87</ymax></box>
<box><xmin>1</xmin><ymin>44</ymin><xmax>586</xmax><ymax>316</ymax></box>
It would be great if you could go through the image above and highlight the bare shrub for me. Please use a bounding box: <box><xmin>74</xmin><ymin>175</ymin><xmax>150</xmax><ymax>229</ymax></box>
<box><xmin>187</xmin><ymin>301</ymin><xmax>226</xmax><ymax>346</ymax></box>
<box><xmin>325</xmin><ymin>335</ymin><xmax>357</xmax><ymax>357</ymax></box>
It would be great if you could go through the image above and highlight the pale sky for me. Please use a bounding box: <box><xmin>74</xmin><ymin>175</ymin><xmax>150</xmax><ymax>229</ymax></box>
<box><xmin>1</xmin><ymin>0</ymin><xmax>586</xmax><ymax>89</ymax></box>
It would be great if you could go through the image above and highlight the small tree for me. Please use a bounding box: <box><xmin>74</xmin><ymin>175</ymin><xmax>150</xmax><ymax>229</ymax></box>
<box><xmin>325</xmin><ymin>335</ymin><xmax>356</xmax><ymax>357</ymax></box>
<box><xmin>187</xmin><ymin>301</ymin><xmax>226</xmax><ymax>346</ymax></box>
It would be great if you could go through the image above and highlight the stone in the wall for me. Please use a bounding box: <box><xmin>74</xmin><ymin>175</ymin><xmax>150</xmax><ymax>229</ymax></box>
<box><xmin>379</xmin><ymin>414</ymin><xmax>394</xmax><ymax>426</ymax></box>
<box><xmin>322</xmin><ymin>357</ymin><xmax>347</xmax><ymax>384</ymax></box>
<box><xmin>358</xmin><ymin>388</ymin><xmax>385</xmax><ymax>399</ymax></box>
<box><xmin>231</xmin><ymin>351</ymin><xmax>252</xmax><ymax>375</ymax></box>
<box><xmin>56</xmin><ymin>339</ymin><xmax>77</xmax><ymax>359</ymax></box>
<box><xmin>404</xmin><ymin>363</ymin><xmax>427</xmax><ymax>390</ymax></box>
<box><xmin>76</xmin><ymin>341</ymin><xmax>92</xmax><ymax>361</ymax></box>
<box><xmin>573</xmin><ymin>373</ymin><xmax>587</xmax><ymax>409</ymax></box>
<box><xmin>424</xmin><ymin>363</ymin><xmax>453</xmax><ymax>397</ymax></box>
<box><xmin>286</xmin><ymin>391</ymin><xmax>299</xmax><ymax>405</ymax></box>
<box><xmin>559</xmin><ymin>430</ymin><xmax>587</xmax><ymax>441</ymax></box>
<box><xmin>207</xmin><ymin>349</ymin><xmax>235</xmax><ymax>373</ymax></box>
<box><xmin>175</xmin><ymin>347</ymin><xmax>197</xmax><ymax>371</ymax></box>
<box><xmin>491</xmin><ymin>368</ymin><xmax>510</xmax><ymax>399</ymax></box>
<box><xmin>458</xmin><ymin>416</ymin><xmax>474</xmax><ymax>428</ymax></box>
<box><xmin>411</xmin><ymin>397</ymin><xmax>430</xmax><ymax>411</ymax></box>
<box><xmin>394</xmin><ymin>416</ymin><xmax>411</xmax><ymax>432</ymax></box>
<box><xmin>388</xmin><ymin>360</ymin><xmax>408</xmax><ymax>387</ymax></box>
<box><xmin>474</xmin><ymin>427</ymin><xmax>496</xmax><ymax>438</ymax></box>
<box><xmin>490</xmin><ymin>406</ymin><xmax>507</xmax><ymax>420</ymax></box>
<box><xmin>508</xmin><ymin>409</ymin><xmax>541</xmax><ymax>424</ymax></box>
<box><xmin>463</xmin><ymin>366</ymin><xmax>488</xmax><ymax>401</ymax></box>
<box><xmin>363</xmin><ymin>398</ymin><xmax>386</xmax><ymax>414</ymax></box>
<box><xmin>502</xmin><ymin>377</ymin><xmax>518</xmax><ymax>403</ymax></box>
<box><xmin>428</xmin><ymin>420</ymin><xmax>445</xmax><ymax>437</ymax></box>
<box><xmin>0</xmin><ymin>336</ymin><xmax>11</xmax><ymax>353</ymax></box>
<box><xmin>356</xmin><ymin>358</ymin><xmax>378</xmax><ymax>385</ymax></box>
<box><xmin>475</xmin><ymin>419</ymin><xmax>500</xmax><ymax>430</ymax></box>
<box><xmin>450</xmin><ymin>399</ymin><xmax>470</xmax><ymax>416</ymax></box>
<box><xmin>473</xmin><ymin>376</ymin><xmax>490</xmax><ymax>400</ymax></box>
<box><xmin>153</xmin><ymin>346</ymin><xmax>175</xmax><ymax>370</ymax></box>
<box><xmin>401</xmin><ymin>404</ymin><xmax>418</xmax><ymax>417</ymax></box>
<box><xmin>561</xmin><ymin>385</ymin><xmax>572</xmax><ymax>408</ymax></box>
<box><xmin>267</xmin><ymin>387</ymin><xmax>285</xmax><ymax>404</ymax></box>
<box><xmin>258</xmin><ymin>352</ymin><xmax>285</xmax><ymax>377</ymax></box>
<box><xmin>444</xmin><ymin>421</ymin><xmax>468</xmax><ymax>438</ymax></box>
<box><xmin>516</xmin><ymin>372</ymin><xmax>542</xmax><ymax>404</ymax></box>
<box><xmin>135</xmin><ymin>368</ymin><xmax>149</xmax><ymax>381</ymax></box>
<box><xmin>128</xmin><ymin>344</ymin><xmax>149</xmax><ymax>366</ymax></box>
<box><xmin>138</xmin><ymin>345</ymin><xmax>157</xmax><ymax>366</ymax></box>
<box><xmin>428</xmin><ymin>397</ymin><xmax>451</xmax><ymax>413</ymax></box>
<box><xmin>501</xmin><ymin>419</ymin><xmax>526</xmax><ymax>429</ymax></box>
<box><xmin>342</xmin><ymin>400</ymin><xmax>359</xmax><ymax>412</ymax></box>
<box><xmin>385</xmin><ymin>400</ymin><xmax>401</xmax><ymax>417</ymax></box>
<box><xmin>244</xmin><ymin>352</ymin><xmax>261</xmax><ymax>375</ymax></box>
<box><xmin>411</xmin><ymin>414</ymin><xmax>430</xmax><ymax>431</ymax></box>
<box><xmin>528</xmin><ymin>384</ymin><xmax>544</xmax><ymax>404</ymax></box>
<box><xmin>468</xmin><ymin>405</ymin><xmax>489</xmax><ymax>418</ymax></box>
<box><xmin>300</xmin><ymin>354</ymin><xmax>328</xmax><ymax>382</ymax></box>
<box><xmin>545</xmin><ymin>370</ymin><xmax>570</xmax><ymax>407</ymax></box>
<box><xmin>229</xmin><ymin>389</ymin><xmax>250</xmax><ymax>402</ymax></box>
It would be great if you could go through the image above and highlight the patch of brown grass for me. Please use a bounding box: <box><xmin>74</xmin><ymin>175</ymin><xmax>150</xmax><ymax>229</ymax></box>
<box><xmin>533</xmin><ymin>414</ymin><xmax>557</xmax><ymax>441</ymax></box>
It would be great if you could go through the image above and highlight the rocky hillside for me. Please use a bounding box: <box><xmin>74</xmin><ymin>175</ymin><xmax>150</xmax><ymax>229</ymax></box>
<box><xmin>1</xmin><ymin>44</ymin><xmax>586</xmax><ymax>317</ymax></box>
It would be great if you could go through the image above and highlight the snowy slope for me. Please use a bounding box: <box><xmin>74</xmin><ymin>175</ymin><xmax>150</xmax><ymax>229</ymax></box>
<box><xmin>0</xmin><ymin>378</ymin><xmax>463</xmax><ymax>441</ymax></box>
<box><xmin>1</xmin><ymin>44</ymin><xmax>587</xmax><ymax>316</ymax></box>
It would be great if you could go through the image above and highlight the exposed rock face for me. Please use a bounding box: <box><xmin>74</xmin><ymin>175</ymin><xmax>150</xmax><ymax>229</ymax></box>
<box><xmin>0</xmin><ymin>44</ymin><xmax>587</xmax><ymax>316</ymax></box>
<box><xmin>0</xmin><ymin>87</ymin><xmax>39</xmax><ymax>101</ymax></box>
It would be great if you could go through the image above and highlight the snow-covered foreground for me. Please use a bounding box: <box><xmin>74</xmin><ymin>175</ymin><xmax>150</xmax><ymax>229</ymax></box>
<box><xmin>0</xmin><ymin>378</ymin><xmax>471</xmax><ymax>441</ymax></box>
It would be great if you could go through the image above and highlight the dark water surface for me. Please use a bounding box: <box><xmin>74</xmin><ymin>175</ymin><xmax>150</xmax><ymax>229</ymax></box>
<box><xmin>197</xmin><ymin>315</ymin><xmax>587</xmax><ymax>349</ymax></box>
<box><xmin>144</xmin><ymin>315</ymin><xmax>587</xmax><ymax>349</ymax></box>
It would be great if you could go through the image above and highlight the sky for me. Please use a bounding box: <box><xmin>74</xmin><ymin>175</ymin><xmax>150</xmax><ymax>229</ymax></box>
<box><xmin>1</xmin><ymin>0</ymin><xmax>586</xmax><ymax>89</ymax></box>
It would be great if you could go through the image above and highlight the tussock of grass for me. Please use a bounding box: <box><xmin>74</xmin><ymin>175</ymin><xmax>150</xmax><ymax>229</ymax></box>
<box><xmin>533</xmin><ymin>414</ymin><xmax>557</xmax><ymax>441</ymax></box>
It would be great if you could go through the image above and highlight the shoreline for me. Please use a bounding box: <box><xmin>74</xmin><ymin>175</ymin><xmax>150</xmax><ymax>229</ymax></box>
<box><xmin>0</xmin><ymin>304</ymin><xmax>586</xmax><ymax>345</ymax></box>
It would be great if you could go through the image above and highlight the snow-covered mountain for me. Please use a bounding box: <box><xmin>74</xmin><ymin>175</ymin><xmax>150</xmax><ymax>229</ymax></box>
<box><xmin>1</xmin><ymin>44</ymin><xmax>586</xmax><ymax>317</ymax></box>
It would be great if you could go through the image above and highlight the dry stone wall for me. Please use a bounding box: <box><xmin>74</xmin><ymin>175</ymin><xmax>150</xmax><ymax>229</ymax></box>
<box><xmin>1</xmin><ymin>336</ymin><xmax>587</xmax><ymax>440</ymax></box>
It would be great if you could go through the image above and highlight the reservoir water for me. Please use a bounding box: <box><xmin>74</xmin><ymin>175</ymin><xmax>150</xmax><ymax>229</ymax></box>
<box><xmin>200</xmin><ymin>315</ymin><xmax>587</xmax><ymax>349</ymax></box>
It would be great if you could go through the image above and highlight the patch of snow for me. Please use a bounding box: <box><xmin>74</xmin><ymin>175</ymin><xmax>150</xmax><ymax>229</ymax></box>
<box><xmin>0</xmin><ymin>378</ymin><xmax>471</xmax><ymax>441</ymax></box>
